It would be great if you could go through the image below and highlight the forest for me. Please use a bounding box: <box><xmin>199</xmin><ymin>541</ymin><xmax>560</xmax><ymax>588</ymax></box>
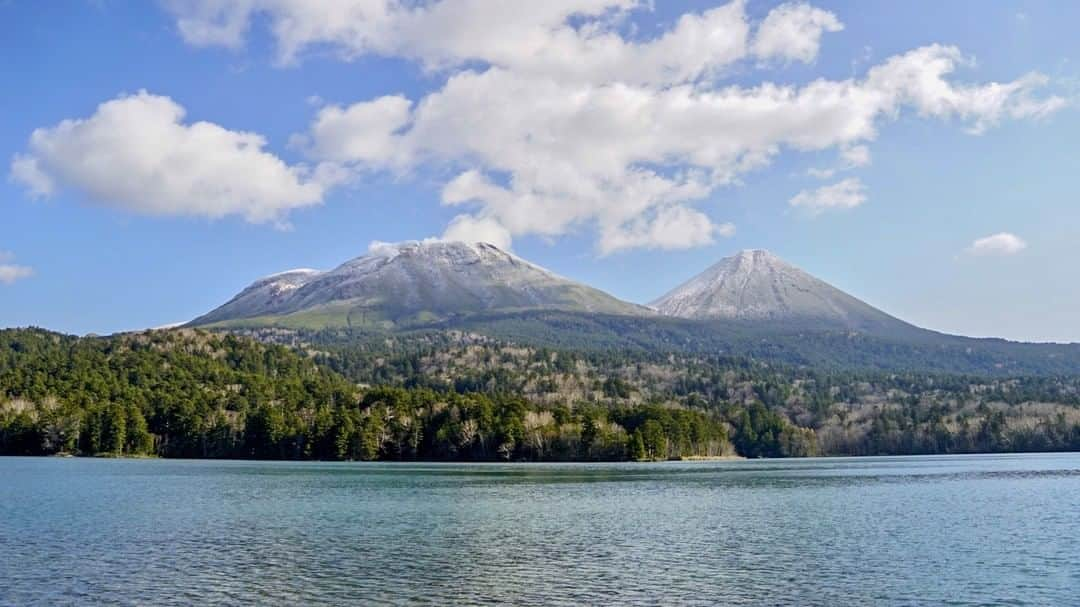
<box><xmin>2</xmin><ymin>327</ymin><xmax>1078</xmax><ymax>460</ymax></box>
<box><xmin>0</xmin><ymin>329</ymin><xmax>744</xmax><ymax>460</ymax></box>
<box><xmin>251</xmin><ymin>327</ymin><xmax>1080</xmax><ymax>456</ymax></box>
<box><xmin>409</xmin><ymin>309</ymin><xmax>1080</xmax><ymax>376</ymax></box>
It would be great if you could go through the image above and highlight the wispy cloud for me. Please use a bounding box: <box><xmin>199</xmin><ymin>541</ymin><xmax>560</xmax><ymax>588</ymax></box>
<box><xmin>807</xmin><ymin>144</ymin><xmax>872</xmax><ymax>179</ymax></box>
<box><xmin>789</xmin><ymin>178</ymin><xmax>867</xmax><ymax>215</ymax></box>
<box><xmin>0</xmin><ymin>251</ymin><xmax>34</xmax><ymax>285</ymax></box>
<box><xmin>966</xmin><ymin>232</ymin><xmax>1028</xmax><ymax>256</ymax></box>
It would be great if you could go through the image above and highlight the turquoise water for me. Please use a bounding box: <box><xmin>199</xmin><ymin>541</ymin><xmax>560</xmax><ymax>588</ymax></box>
<box><xmin>1</xmin><ymin>454</ymin><xmax>1078</xmax><ymax>606</ymax></box>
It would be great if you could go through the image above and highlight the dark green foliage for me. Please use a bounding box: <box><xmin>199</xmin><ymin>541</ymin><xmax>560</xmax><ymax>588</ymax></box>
<box><xmin>609</xmin><ymin>405</ymin><xmax>732</xmax><ymax>460</ymax></box>
<box><xmin>725</xmin><ymin>402</ymin><xmax>820</xmax><ymax>458</ymax></box>
<box><xmin>0</xmin><ymin>328</ymin><xmax>736</xmax><ymax>461</ymax></box>
<box><xmin>0</xmin><ymin>328</ymin><xmax>356</xmax><ymax>458</ymax></box>
<box><xmin>3</xmin><ymin>326</ymin><xmax>1078</xmax><ymax>461</ymax></box>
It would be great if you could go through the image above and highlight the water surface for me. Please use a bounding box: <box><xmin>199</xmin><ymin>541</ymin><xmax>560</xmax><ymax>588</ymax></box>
<box><xmin>2</xmin><ymin>454</ymin><xmax>1078</xmax><ymax>606</ymax></box>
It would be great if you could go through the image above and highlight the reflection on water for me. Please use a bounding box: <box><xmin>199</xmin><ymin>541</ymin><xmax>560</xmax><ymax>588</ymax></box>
<box><xmin>2</xmin><ymin>454</ymin><xmax>1078</xmax><ymax>606</ymax></box>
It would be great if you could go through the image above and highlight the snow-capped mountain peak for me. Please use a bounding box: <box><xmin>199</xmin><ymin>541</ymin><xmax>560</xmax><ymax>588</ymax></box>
<box><xmin>191</xmin><ymin>240</ymin><xmax>645</xmax><ymax>327</ymax></box>
<box><xmin>650</xmin><ymin>249</ymin><xmax>913</xmax><ymax>333</ymax></box>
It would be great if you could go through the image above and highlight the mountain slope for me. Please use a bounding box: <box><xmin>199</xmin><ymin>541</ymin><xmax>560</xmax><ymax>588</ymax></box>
<box><xmin>190</xmin><ymin>244</ymin><xmax>1080</xmax><ymax>375</ymax></box>
<box><xmin>191</xmin><ymin>241</ymin><xmax>648</xmax><ymax>328</ymax></box>
<box><xmin>650</xmin><ymin>249</ymin><xmax>918</xmax><ymax>336</ymax></box>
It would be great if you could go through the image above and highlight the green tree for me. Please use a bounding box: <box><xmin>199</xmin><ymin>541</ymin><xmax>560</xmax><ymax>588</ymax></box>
<box><xmin>628</xmin><ymin>429</ymin><xmax>647</xmax><ymax>461</ymax></box>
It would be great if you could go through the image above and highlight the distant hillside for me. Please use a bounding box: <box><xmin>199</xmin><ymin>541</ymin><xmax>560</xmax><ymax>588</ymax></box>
<box><xmin>403</xmin><ymin>310</ymin><xmax>1080</xmax><ymax>376</ymax></box>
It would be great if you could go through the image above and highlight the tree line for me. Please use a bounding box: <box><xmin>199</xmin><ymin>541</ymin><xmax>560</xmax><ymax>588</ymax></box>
<box><xmin>0</xmin><ymin>329</ymin><xmax>752</xmax><ymax>460</ymax></box>
<box><xmin>3</xmin><ymin>328</ymin><xmax>1077</xmax><ymax>461</ymax></box>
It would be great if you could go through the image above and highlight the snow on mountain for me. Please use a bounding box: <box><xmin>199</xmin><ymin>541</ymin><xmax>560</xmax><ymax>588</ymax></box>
<box><xmin>191</xmin><ymin>241</ymin><xmax>646</xmax><ymax>327</ymax></box>
<box><xmin>650</xmin><ymin>249</ymin><xmax>914</xmax><ymax>333</ymax></box>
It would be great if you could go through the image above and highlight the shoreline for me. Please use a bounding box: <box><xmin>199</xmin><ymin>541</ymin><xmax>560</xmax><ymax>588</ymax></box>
<box><xmin>672</xmin><ymin>454</ymin><xmax>745</xmax><ymax>462</ymax></box>
<box><xmin>0</xmin><ymin>451</ymin><xmax>1071</xmax><ymax>463</ymax></box>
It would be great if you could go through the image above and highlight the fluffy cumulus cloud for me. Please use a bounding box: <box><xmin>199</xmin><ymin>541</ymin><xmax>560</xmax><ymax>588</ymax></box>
<box><xmin>789</xmin><ymin>177</ymin><xmax>866</xmax><ymax>215</ymax></box>
<box><xmin>752</xmin><ymin>2</ymin><xmax>843</xmax><ymax>64</ymax></box>
<box><xmin>966</xmin><ymin>232</ymin><xmax>1028</xmax><ymax>256</ymax></box>
<box><xmin>599</xmin><ymin>207</ymin><xmax>735</xmax><ymax>254</ymax></box>
<box><xmin>58</xmin><ymin>2</ymin><xmax>1069</xmax><ymax>251</ymax></box>
<box><xmin>10</xmin><ymin>91</ymin><xmax>328</xmax><ymax>225</ymax></box>
<box><xmin>441</xmin><ymin>214</ymin><xmax>514</xmax><ymax>251</ymax></box>
<box><xmin>298</xmin><ymin>95</ymin><xmax>413</xmax><ymax>166</ymax></box>
<box><xmin>0</xmin><ymin>251</ymin><xmax>33</xmax><ymax>285</ymax></box>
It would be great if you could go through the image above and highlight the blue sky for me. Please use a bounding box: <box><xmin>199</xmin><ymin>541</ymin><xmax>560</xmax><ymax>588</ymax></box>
<box><xmin>2</xmin><ymin>0</ymin><xmax>1077</xmax><ymax>342</ymax></box>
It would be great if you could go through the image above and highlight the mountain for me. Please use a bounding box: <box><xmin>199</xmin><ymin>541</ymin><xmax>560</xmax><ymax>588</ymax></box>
<box><xmin>650</xmin><ymin>249</ymin><xmax>918</xmax><ymax>336</ymax></box>
<box><xmin>191</xmin><ymin>241</ymin><xmax>648</xmax><ymax>328</ymax></box>
<box><xmin>395</xmin><ymin>248</ymin><xmax>1076</xmax><ymax>375</ymax></box>
<box><xmin>191</xmin><ymin>243</ymin><xmax>1080</xmax><ymax>375</ymax></box>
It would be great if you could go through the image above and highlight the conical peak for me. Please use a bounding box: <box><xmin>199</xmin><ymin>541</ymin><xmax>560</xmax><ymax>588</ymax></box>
<box><xmin>707</xmin><ymin>249</ymin><xmax>799</xmax><ymax>283</ymax></box>
<box><xmin>650</xmin><ymin>248</ymin><xmax>903</xmax><ymax>331</ymax></box>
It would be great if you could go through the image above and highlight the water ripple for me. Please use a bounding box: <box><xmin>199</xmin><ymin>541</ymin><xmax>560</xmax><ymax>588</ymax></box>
<box><xmin>1</xmin><ymin>454</ymin><xmax>1078</xmax><ymax>606</ymax></box>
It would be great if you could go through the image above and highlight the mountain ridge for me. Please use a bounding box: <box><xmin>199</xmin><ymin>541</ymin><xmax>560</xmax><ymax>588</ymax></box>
<box><xmin>190</xmin><ymin>240</ymin><xmax>649</xmax><ymax>328</ymax></box>
<box><xmin>186</xmin><ymin>242</ymin><xmax>1080</xmax><ymax>376</ymax></box>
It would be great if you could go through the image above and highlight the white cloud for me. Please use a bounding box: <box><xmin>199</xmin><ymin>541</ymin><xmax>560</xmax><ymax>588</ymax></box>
<box><xmin>864</xmin><ymin>47</ymin><xmax>1066</xmax><ymax>134</ymax></box>
<box><xmin>807</xmin><ymin>144</ymin><xmax>871</xmax><ymax>178</ymax></box>
<box><xmin>166</xmin><ymin>0</ymin><xmax>750</xmax><ymax>85</ymax></box>
<box><xmin>9</xmin><ymin>155</ymin><xmax>54</xmax><ymax>197</ymax></box>
<box><xmin>840</xmin><ymin>144</ymin><xmax>871</xmax><ymax>167</ymax></box>
<box><xmin>168</xmin><ymin>0</ymin><xmax>254</xmax><ymax>49</ymax></box>
<box><xmin>789</xmin><ymin>177</ymin><xmax>866</xmax><ymax>215</ymax></box>
<box><xmin>752</xmin><ymin>2</ymin><xmax>843</xmax><ymax>64</ymax></box>
<box><xmin>599</xmin><ymin>207</ymin><xmax>734</xmax><ymax>255</ymax></box>
<box><xmin>0</xmin><ymin>251</ymin><xmax>33</xmax><ymax>285</ymax></box>
<box><xmin>302</xmin><ymin>43</ymin><xmax>1058</xmax><ymax>247</ymax></box>
<box><xmin>442</xmin><ymin>214</ymin><xmax>514</xmax><ymax>250</ymax></box>
<box><xmin>967</xmin><ymin>232</ymin><xmax>1028</xmax><ymax>256</ymax></box>
<box><xmin>10</xmin><ymin>91</ymin><xmax>327</xmax><ymax>225</ymax></box>
<box><xmin>162</xmin><ymin>2</ymin><xmax>1067</xmax><ymax>252</ymax></box>
<box><xmin>300</xmin><ymin>95</ymin><xmax>413</xmax><ymax>166</ymax></box>
<box><xmin>0</xmin><ymin>266</ymin><xmax>33</xmax><ymax>285</ymax></box>
<box><xmin>806</xmin><ymin>167</ymin><xmax>836</xmax><ymax>179</ymax></box>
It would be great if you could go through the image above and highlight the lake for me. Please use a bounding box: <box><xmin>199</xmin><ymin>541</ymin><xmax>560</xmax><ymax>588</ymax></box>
<box><xmin>1</xmin><ymin>454</ymin><xmax>1077</xmax><ymax>606</ymax></box>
